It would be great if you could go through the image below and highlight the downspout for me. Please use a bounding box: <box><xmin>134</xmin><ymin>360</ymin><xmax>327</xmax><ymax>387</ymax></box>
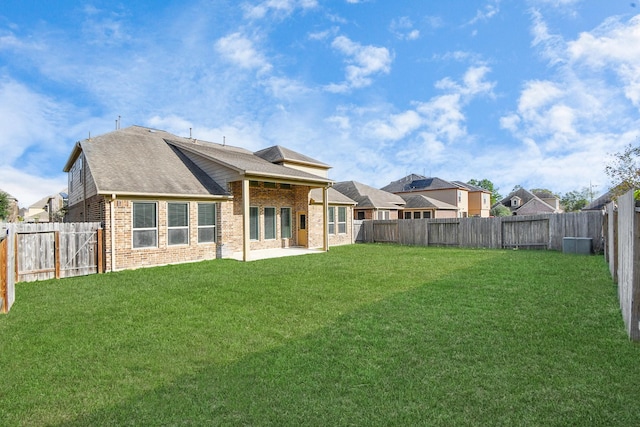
<box><xmin>242</xmin><ymin>179</ymin><xmax>250</xmax><ymax>262</ymax></box>
<box><xmin>323</xmin><ymin>186</ymin><xmax>329</xmax><ymax>252</ymax></box>
<box><xmin>110</xmin><ymin>194</ymin><xmax>116</xmax><ymax>272</ymax></box>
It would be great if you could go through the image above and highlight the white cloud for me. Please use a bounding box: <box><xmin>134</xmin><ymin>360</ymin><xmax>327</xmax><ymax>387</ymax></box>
<box><xmin>499</xmin><ymin>12</ymin><xmax>640</xmax><ymax>193</ymax></box>
<box><xmin>568</xmin><ymin>15</ymin><xmax>640</xmax><ymax>107</ymax></box>
<box><xmin>215</xmin><ymin>32</ymin><xmax>273</xmax><ymax>74</ymax></box>
<box><xmin>390</xmin><ymin>17</ymin><xmax>420</xmax><ymax>40</ymax></box>
<box><xmin>243</xmin><ymin>0</ymin><xmax>318</xmax><ymax>20</ymax></box>
<box><xmin>326</xmin><ymin>35</ymin><xmax>392</xmax><ymax>92</ymax></box>
<box><xmin>467</xmin><ymin>0</ymin><xmax>501</xmax><ymax>25</ymax></box>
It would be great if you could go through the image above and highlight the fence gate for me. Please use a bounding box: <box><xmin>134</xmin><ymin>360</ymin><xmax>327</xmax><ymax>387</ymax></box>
<box><xmin>1</xmin><ymin>237</ymin><xmax>7</xmax><ymax>312</ymax></box>
<box><xmin>15</xmin><ymin>224</ymin><xmax>102</xmax><ymax>283</ymax></box>
<box><xmin>502</xmin><ymin>218</ymin><xmax>550</xmax><ymax>249</ymax></box>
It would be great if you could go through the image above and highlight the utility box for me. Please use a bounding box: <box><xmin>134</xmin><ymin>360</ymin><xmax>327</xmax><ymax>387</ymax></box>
<box><xmin>562</xmin><ymin>237</ymin><xmax>592</xmax><ymax>255</ymax></box>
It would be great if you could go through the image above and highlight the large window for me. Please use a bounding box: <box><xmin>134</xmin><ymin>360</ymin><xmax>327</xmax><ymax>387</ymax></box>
<box><xmin>281</xmin><ymin>207</ymin><xmax>292</xmax><ymax>238</ymax></box>
<box><xmin>133</xmin><ymin>202</ymin><xmax>157</xmax><ymax>248</ymax></box>
<box><xmin>328</xmin><ymin>207</ymin><xmax>335</xmax><ymax>234</ymax></box>
<box><xmin>264</xmin><ymin>207</ymin><xmax>276</xmax><ymax>240</ymax></box>
<box><xmin>250</xmin><ymin>206</ymin><xmax>259</xmax><ymax>240</ymax></box>
<box><xmin>168</xmin><ymin>203</ymin><xmax>189</xmax><ymax>245</ymax></box>
<box><xmin>338</xmin><ymin>207</ymin><xmax>347</xmax><ymax>233</ymax></box>
<box><xmin>198</xmin><ymin>203</ymin><xmax>216</xmax><ymax>243</ymax></box>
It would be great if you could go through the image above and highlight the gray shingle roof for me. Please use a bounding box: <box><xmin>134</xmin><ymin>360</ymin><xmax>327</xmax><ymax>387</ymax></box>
<box><xmin>64</xmin><ymin>126</ymin><xmax>332</xmax><ymax>198</ymax></box>
<box><xmin>309</xmin><ymin>187</ymin><xmax>357</xmax><ymax>205</ymax></box>
<box><xmin>381</xmin><ymin>174</ymin><xmax>464</xmax><ymax>193</ymax></box>
<box><xmin>65</xmin><ymin>126</ymin><xmax>229</xmax><ymax>197</ymax></box>
<box><xmin>166</xmin><ymin>139</ymin><xmax>331</xmax><ymax>184</ymax></box>
<box><xmin>400</xmin><ymin>194</ymin><xmax>459</xmax><ymax>210</ymax></box>
<box><xmin>333</xmin><ymin>181</ymin><xmax>405</xmax><ymax>209</ymax></box>
<box><xmin>254</xmin><ymin>145</ymin><xmax>330</xmax><ymax>168</ymax></box>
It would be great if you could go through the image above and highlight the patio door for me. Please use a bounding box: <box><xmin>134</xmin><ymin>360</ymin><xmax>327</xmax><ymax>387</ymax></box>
<box><xmin>297</xmin><ymin>212</ymin><xmax>307</xmax><ymax>247</ymax></box>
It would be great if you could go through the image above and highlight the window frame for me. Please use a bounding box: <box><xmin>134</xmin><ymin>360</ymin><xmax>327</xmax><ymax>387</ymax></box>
<box><xmin>264</xmin><ymin>206</ymin><xmax>277</xmax><ymax>240</ymax></box>
<box><xmin>197</xmin><ymin>203</ymin><xmax>217</xmax><ymax>244</ymax></box>
<box><xmin>167</xmin><ymin>202</ymin><xmax>189</xmax><ymax>246</ymax></box>
<box><xmin>132</xmin><ymin>201</ymin><xmax>158</xmax><ymax>249</ymax></box>
<box><xmin>328</xmin><ymin>206</ymin><xmax>335</xmax><ymax>234</ymax></box>
<box><xmin>250</xmin><ymin>206</ymin><xmax>260</xmax><ymax>240</ymax></box>
<box><xmin>280</xmin><ymin>207</ymin><xmax>292</xmax><ymax>239</ymax></box>
<box><xmin>338</xmin><ymin>206</ymin><xmax>347</xmax><ymax>234</ymax></box>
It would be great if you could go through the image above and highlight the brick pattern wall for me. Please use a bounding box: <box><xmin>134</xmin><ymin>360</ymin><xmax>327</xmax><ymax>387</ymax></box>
<box><xmin>227</xmin><ymin>181</ymin><xmax>313</xmax><ymax>251</ymax></box>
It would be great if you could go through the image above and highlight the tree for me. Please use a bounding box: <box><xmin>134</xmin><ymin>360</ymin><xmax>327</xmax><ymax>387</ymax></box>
<box><xmin>561</xmin><ymin>188</ymin><xmax>589</xmax><ymax>212</ymax></box>
<box><xmin>530</xmin><ymin>188</ymin><xmax>560</xmax><ymax>198</ymax></box>
<box><xmin>490</xmin><ymin>204</ymin><xmax>511</xmax><ymax>217</ymax></box>
<box><xmin>467</xmin><ymin>178</ymin><xmax>502</xmax><ymax>205</ymax></box>
<box><xmin>605</xmin><ymin>143</ymin><xmax>640</xmax><ymax>198</ymax></box>
<box><xmin>0</xmin><ymin>191</ymin><xmax>9</xmax><ymax>220</ymax></box>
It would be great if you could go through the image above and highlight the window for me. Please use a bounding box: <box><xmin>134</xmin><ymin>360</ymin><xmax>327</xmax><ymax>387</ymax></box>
<box><xmin>264</xmin><ymin>182</ymin><xmax>277</xmax><ymax>189</ymax></box>
<box><xmin>413</xmin><ymin>212</ymin><xmax>421</xmax><ymax>219</ymax></box>
<box><xmin>338</xmin><ymin>207</ymin><xmax>347</xmax><ymax>233</ymax></box>
<box><xmin>281</xmin><ymin>207</ymin><xmax>292</xmax><ymax>238</ymax></box>
<box><xmin>328</xmin><ymin>207</ymin><xmax>335</xmax><ymax>234</ymax></box>
<box><xmin>423</xmin><ymin>211</ymin><xmax>431</xmax><ymax>219</ymax></box>
<box><xmin>250</xmin><ymin>207</ymin><xmax>259</xmax><ymax>240</ymax></box>
<box><xmin>377</xmin><ymin>210</ymin><xmax>390</xmax><ymax>220</ymax></box>
<box><xmin>168</xmin><ymin>203</ymin><xmax>189</xmax><ymax>245</ymax></box>
<box><xmin>357</xmin><ymin>211</ymin><xmax>365</xmax><ymax>220</ymax></box>
<box><xmin>280</xmin><ymin>183</ymin><xmax>291</xmax><ymax>190</ymax></box>
<box><xmin>458</xmin><ymin>191</ymin><xmax>462</xmax><ymax>202</ymax></box>
<box><xmin>249</xmin><ymin>181</ymin><xmax>259</xmax><ymax>187</ymax></box>
<box><xmin>198</xmin><ymin>203</ymin><xmax>216</xmax><ymax>243</ymax></box>
<box><xmin>264</xmin><ymin>207</ymin><xmax>276</xmax><ymax>239</ymax></box>
<box><xmin>133</xmin><ymin>202</ymin><xmax>157</xmax><ymax>248</ymax></box>
<box><xmin>404</xmin><ymin>212</ymin><xmax>411</xmax><ymax>219</ymax></box>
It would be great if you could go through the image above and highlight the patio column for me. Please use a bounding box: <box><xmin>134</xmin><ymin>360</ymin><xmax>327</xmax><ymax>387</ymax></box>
<box><xmin>242</xmin><ymin>179</ymin><xmax>250</xmax><ymax>262</ymax></box>
<box><xmin>323</xmin><ymin>186</ymin><xmax>329</xmax><ymax>252</ymax></box>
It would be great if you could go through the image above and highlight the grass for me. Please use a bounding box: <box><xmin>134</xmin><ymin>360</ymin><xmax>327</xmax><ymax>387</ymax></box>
<box><xmin>0</xmin><ymin>244</ymin><xmax>638</xmax><ymax>426</ymax></box>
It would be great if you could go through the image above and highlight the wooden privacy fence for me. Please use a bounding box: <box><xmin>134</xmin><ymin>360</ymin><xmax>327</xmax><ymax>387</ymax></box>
<box><xmin>357</xmin><ymin>212</ymin><xmax>603</xmax><ymax>253</ymax></box>
<box><xmin>603</xmin><ymin>189</ymin><xmax>640</xmax><ymax>341</ymax></box>
<box><xmin>0</xmin><ymin>222</ymin><xmax>103</xmax><ymax>313</ymax></box>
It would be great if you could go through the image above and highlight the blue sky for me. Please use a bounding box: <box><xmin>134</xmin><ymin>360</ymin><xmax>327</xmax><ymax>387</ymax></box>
<box><xmin>1</xmin><ymin>0</ymin><xmax>639</xmax><ymax>207</ymax></box>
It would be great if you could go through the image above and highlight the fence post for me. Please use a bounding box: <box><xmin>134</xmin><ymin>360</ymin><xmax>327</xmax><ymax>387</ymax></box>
<box><xmin>97</xmin><ymin>228</ymin><xmax>103</xmax><ymax>273</ymax></box>
<box><xmin>54</xmin><ymin>231</ymin><xmax>61</xmax><ymax>279</ymax></box>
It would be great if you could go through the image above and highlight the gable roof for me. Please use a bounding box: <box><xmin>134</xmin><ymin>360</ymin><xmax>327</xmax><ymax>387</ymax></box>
<box><xmin>452</xmin><ymin>181</ymin><xmax>490</xmax><ymax>193</ymax></box>
<box><xmin>64</xmin><ymin>126</ymin><xmax>229</xmax><ymax>198</ymax></box>
<box><xmin>400</xmin><ymin>194</ymin><xmax>459</xmax><ymax>210</ymax></box>
<box><xmin>381</xmin><ymin>174</ymin><xmax>466</xmax><ymax>193</ymax></box>
<box><xmin>254</xmin><ymin>145</ymin><xmax>330</xmax><ymax>169</ymax></box>
<box><xmin>167</xmin><ymin>138</ymin><xmax>330</xmax><ymax>185</ymax></box>
<box><xmin>309</xmin><ymin>187</ymin><xmax>357</xmax><ymax>205</ymax></box>
<box><xmin>63</xmin><ymin>126</ymin><xmax>332</xmax><ymax>198</ymax></box>
<box><xmin>333</xmin><ymin>181</ymin><xmax>405</xmax><ymax>209</ymax></box>
<box><xmin>495</xmin><ymin>188</ymin><xmax>559</xmax><ymax>214</ymax></box>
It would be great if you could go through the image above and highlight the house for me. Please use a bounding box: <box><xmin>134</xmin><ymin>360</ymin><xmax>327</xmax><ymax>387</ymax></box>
<box><xmin>310</xmin><ymin>187</ymin><xmax>357</xmax><ymax>245</ymax></box>
<box><xmin>63</xmin><ymin>125</ymin><xmax>343</xmax><ymax>270</ymax></box>
<box><xmin>0</xmin><ymin>190</ymin><xmax>19</xmax><ymax>222</ymax></box>
<box><xmin>332</xmin><ymin>181</ymin><xmax>405</xmax><ymax>220</ymax></box>
<box><xmin>24</xmin><ymin>190</ymin><xmax>68</xmax><ymax>222</ymax></box>
<box><xmin>493</xmin><ymin>188</ymin><xmax>562</xmax><ymax>215</ymax></box>
<box><xmin>381</xmin><ymin>174</ymin><xmax>477</xmax><ymax>217</ymax></box>
<box><xmin>453</xmin><ymin>181</ymin><xmax>492</xmax><ymax>217</ymax></box>
<box><xmin>398</xmin><ymin>194</ymin><xmax>459</xmax><ymax>219</ymax></box>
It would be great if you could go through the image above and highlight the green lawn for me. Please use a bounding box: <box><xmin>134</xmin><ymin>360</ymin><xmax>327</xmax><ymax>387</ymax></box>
<box><xmin>1</xmin><ymin>244</ymin><xmax>638</xmax><ymax>426</ymax></box>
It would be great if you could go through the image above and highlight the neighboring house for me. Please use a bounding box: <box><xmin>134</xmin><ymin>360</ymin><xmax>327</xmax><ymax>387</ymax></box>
<box><xmin>332</xmin><ymin>181</ymin><xmax>405</xmax><ymax>220</ymax></box>
<box><xmin>453</xmin><ymin>181</ymin><xmax>492</xmax><ymax>217</ymax></box>
<box><xmin>310</xmin><ymin>187</ymin><xmax>357</xmax><ymax>246</ymax></box>
<box><xmin>493</xmin><ymin>188</ymin><xmax>562</xmax><ymax>215</ymax></box>
<box><xmin>0</xmin><ymin>190</ymin><xmax>19</xmax><ymax>222</ymax></box>
<box><xmin>398</xmin><ymin>194</ymin><xmax>459</xmax><ymax>219</ymax></box>
<box><xmin>63</xmin><ymin>125</ymin><xmax>340</xmax><ymax>270</ymax></box>
<box><xmin>583</xmin><ymin>191</ymin><xmax>613</xmax><ymax>212</ymax></box>
<box><xmin>381</xmin><ymin>174</ymin><xmax>474</xmax><ymax>217</ymax></box>
<box><xmin>24</xmin><ymin>190</ymin><xmax>68</xmax><ymax>222</ymax></box>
